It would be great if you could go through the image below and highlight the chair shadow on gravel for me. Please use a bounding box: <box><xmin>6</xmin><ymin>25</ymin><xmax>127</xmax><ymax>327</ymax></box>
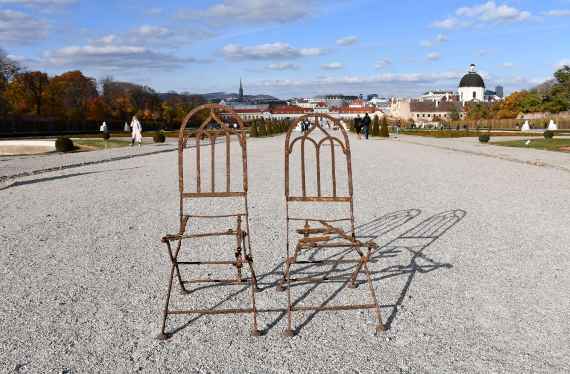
<box><xmin>160</xmin><ymin>209</ymin><xmax>422</xmax><ymax>337</ymax></box>
<box><xmin>369</xmin><ymin>209</ymin><xmax>466</xmax><ymax>330</ymax></box>
<box><xmin>266</xmin><ymin>209</ymin><xmax>466</xmax><ymax>335</ymax></box>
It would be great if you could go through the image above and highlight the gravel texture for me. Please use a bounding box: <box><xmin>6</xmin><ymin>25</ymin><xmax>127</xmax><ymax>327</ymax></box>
<box><xmin>1</xmin><ymin>134</ymin><xmax>569</xmax><ymax>373</ymax></box>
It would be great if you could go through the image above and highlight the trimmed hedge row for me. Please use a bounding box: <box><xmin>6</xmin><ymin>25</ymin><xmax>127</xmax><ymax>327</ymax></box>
<box><xmin>249</xmin><ymin>119</ymin><xmax>291</xmax><ymax>138</ymax></box>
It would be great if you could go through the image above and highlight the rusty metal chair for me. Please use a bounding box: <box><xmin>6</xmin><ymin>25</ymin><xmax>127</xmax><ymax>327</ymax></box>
<box><xmin>277</xmin><ymin>113</ymin><xmax>384</xmax><ymax>336</ymax></box>
<box><xmin>157</xmin><ymin>104</ymin><xmax>260</xmax><ymax>339</ymax></box>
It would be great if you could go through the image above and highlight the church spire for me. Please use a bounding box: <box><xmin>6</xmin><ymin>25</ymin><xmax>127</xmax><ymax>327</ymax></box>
<box><xmin>239</xmin><ymin>78</ymin><xmax>244</xmax><ymax>100</ymax></box>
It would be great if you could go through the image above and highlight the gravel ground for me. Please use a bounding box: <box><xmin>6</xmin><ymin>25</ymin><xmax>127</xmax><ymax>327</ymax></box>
<box><xmin>1</xmin><ymin>134</ymin><xmax>569</xmax><ymax>373</ymax></box>
<box><xmin>0</xmin><ymin>138</ymin><xmax>177</xmax><ymax>182</ymax></box>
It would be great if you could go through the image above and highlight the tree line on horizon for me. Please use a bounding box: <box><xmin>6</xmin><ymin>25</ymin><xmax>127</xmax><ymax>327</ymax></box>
<box><xmin>0</xmin><ymin>48</ymin><xmax>207</xmax><ymax>126</ymax></box>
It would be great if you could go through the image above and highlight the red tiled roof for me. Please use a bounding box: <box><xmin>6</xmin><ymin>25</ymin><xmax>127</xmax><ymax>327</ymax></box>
<box><xmin>270</xmin><ymin>105</ymin><xmax>311</xmax><ymax>114</ymax></box>
<box><xmin>233</xmin><ymin>108</ymin><xmax>264</xmax><ymax>113</ymax></box>
<box><xmin>334</xmin><ymin>107</ymin><xmax>378</xmax><ymax>113</ymax></box>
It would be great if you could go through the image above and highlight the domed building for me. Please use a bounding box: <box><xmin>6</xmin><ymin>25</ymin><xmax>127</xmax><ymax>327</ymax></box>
<box><xmin>459</xmin><ymin>64</ymin><xmax>485</xmax><ymax>103</ymax></box>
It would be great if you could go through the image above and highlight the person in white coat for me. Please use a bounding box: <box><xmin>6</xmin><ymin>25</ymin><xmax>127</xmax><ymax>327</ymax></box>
<box><xmin>100</xmin><ymin>121</ymin><xmax>108</xmax><ymax>134</ymax></box>
<box><xmin>130</xmin><ymin>116</ymin><xmax>143</xmax><ymax>146</ymax></box>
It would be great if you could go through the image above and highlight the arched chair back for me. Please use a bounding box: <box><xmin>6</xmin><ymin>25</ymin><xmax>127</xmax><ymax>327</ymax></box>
<box><xmin>177</xmin><ymin>103</ymin><xmax>248</xmax><ymax>216</ymax></box>
<box><xmin>284</xmin><ymin>113</ymin><xmax>355</xmax><ymax>230</ymax></box>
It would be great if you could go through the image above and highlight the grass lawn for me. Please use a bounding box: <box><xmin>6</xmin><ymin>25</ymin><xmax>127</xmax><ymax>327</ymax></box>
<box><xmin>492</xmin><ymin>138</ymin><xmax>570</xmax><ymax>152</ymax></box>
<box><xmin>72</xmin><ymin>138</ymin><xmax>132</xmax><ymax>150</ymax></box>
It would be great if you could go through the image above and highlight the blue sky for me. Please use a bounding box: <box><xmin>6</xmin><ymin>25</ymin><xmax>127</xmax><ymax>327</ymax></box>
<box><xmin>1</xmin><ymin>0</ymin><xmax>569</xmax><ymax>98</ymax></box>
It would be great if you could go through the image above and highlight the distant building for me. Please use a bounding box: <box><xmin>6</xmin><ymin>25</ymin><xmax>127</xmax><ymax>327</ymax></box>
<box><xmin>495</xmin><ymin>85</ymin><xmax>504</xmax><ymax>98</ymax></box>
<box><xmin>459</xmin><ymin>64</ymin><xmax>485</xmax><ymax>103</ymax></box>
<box><xmin>314</xmin><ymin>95</ymin><xmax>358</xmax><ymax>108</ymax></box>
<box><xmin>419</xmin><ymin>90</ymin><xmax>455</xmax><ymax>102</ymax></box>
<box><xmin>410</xmin><ymin>100</ymin><xmax>465</xmax><ymax>122</ymax></box>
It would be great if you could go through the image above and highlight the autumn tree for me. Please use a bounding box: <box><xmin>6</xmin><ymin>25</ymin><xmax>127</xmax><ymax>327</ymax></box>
<box><xmin>46</xmin><ymin>71</ymin><xmax>98</xmax><ymax>120</ymax></box>
<box><xmin>6</xmin><ymin>71</ymin><xmax>49</xmax><ymax>115</ymax></box>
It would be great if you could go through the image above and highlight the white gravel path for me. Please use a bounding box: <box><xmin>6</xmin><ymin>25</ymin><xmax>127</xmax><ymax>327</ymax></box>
<box><xmin>1</xmin><ymin>134</ymin><xmax>569</xmax><ymax>373</ymax></box>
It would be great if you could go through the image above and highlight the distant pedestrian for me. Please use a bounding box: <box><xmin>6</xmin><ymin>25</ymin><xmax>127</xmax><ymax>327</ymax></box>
<box><xmin>355</xmin><ymin>115</ymin><xmax>362</xmax><ymax>140</ymax></box>
<box><xmin>130</xmin><ymin>116</ymin><xmax>143</xmax><ymax>147</ymax></box>
<box><xmin>395</xmin><ymin>122</ymin><xmax>401</xmax><ymax>138</ymax></box>
<box><xmin>100</xmin><ymin>121</ymin><xmax>108</xmax><ymax>134</ymax></box>
<box><xmin>301</xmin><ymin>118</ymin><xmax>310</xmax><ymax>132</ymax></box>
<box><xmin>362</xmin><ymin>113</ymin><xmax>371</xmax><ymax>140</ymax></box>
<box><xmin>124</xmin><ymin>122</ymin><xmax>130</xmax><ymax>132</ymax></box>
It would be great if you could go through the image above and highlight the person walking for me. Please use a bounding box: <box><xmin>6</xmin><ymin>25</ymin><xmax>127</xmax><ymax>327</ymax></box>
<box><xmin>355</xmin><ymin>115</ymin><xmax>362</xmax><ymax>140</ymax></box>
<box><xmin>100</xmin><ymin>121</ymin><xmax>108</xmax><ymax>135</ymax></box>
<box><xmin>124</xmin><ymin>121</ymin><xmax>130</xmax><ymax>132</ymax></box>
<box><xmin>395</xmin><ymin>121</ymin><xmax>401</xmax><ymax>138</ymax></box>
<box><xmin>362</xmin><ymin>113</ymin><xmax>371</xmax><ymax>140</ymax></box>
<box><xmin>130</xmin><ymin>116</ymin><xmax>143</xmax><ymax>147</ymax></box>
<box><xmin>301</xmin><ymin>118</ymin><xmax>310</xmax><ymax>132</ymax></box>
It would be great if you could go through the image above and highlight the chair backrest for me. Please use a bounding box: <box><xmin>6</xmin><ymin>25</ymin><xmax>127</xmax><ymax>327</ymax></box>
<box><xmin>178</xmin><ymin>104</ymin><xmax>248</xmax><ymax>213</ymax></box>
<box><xmin>284</xmin><ymin>113</ymin><xmax>354</xmax><ymax>204</ymax></box>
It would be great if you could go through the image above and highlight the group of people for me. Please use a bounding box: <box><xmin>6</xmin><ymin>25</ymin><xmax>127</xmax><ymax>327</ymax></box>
<box><xmin>99</xmin><ymin>116</ymin><xmax>143</xmax><ymax>146</ymax></box>
<box><xmin>354</xmin><ymin>113</ymin><xmax>371</xmax><ymax>140</ymax></box>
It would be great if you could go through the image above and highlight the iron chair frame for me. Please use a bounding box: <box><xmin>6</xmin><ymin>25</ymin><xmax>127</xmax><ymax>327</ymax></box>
<box><xmin>157</xmin><ymin>103</ymin><xmax>261</xmax><ymax>339</ymax></box>
<box><xmin>277</xmin><ymin>113</ymin><xmax>384</xmax><ymax>336</ymax></box>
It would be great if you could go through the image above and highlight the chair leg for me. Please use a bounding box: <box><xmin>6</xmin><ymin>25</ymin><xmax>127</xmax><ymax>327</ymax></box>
<box><xmin>363</xmin><ymin>258</ymin><xmax>384</xmax><ymax>333</ymax></box>
<box><xmin>277</xmin><ymin>245</ymin><xmax>300</xmax><ymax>292</ymax></box>
<box><xmin>248</xmin><ymin>268</ymin><xmax>262</xmax><ymax>337</ymax></box>
<box><xmin>348</xmin><ymin>257</ymin><xmax>364</xmax><ymax>289</ymax></box>
<box><xmin>156</xmin><ymin>265</ymin><xmax>175</xmax><ymax>340</ymax></box>
<box><xmin>283</xmin><ymin>266</ymin><xmax>295</xmax><ymax>337</ymax></box>
<box><xmin>174</xmin><ymin>242</ymin><xmax>191</xmax><ymax>295</ymax></box>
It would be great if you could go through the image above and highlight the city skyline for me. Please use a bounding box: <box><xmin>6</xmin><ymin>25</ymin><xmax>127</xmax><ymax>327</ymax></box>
<box><xmin>1</xmin><ymin>0</ymin><xmax>569</xmax><ymax>98</ymax></box>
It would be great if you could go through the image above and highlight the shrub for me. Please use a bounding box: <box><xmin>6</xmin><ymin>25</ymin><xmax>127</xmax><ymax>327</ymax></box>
<box><xmin>101</xmin><ymin>132</ymin><xmax>111</xmax><ymax>140</ymax></box>
<box><xmin>380</xmin><ymin>116</ymin><xmax>389</xmax><ymax>137</ymax></box>
<box><xmin>258</xmin><ymin>123</ymin><xmax>267</xmax><ymax>137</ymax></box>
<box><xmin>479</xmin><ymin>134</ymin><xmax>490</xmax><ymax>143</ymax></box>
<box><xmin>249</xmin><ymin>122</ymin><xmax>258</xmax><ymax>137</ymax></box>
<box><xmin>153</xmin><ymin>131</ymin><xmax>166</xmax><ymax>143</ymax></box>
<box><xmin>372</xmin><ymin>115</ymin><xmax>380</xmax><ymax>136</ymax></box>
<box><xmin>544</xmin><ymin>130</ymin><xmax>555</xmax><ymax>139</ymax></box>
<box><xmin>55</xmin><ymin>137</ymin><xmax>75</xmax><ymax>152</ymax></box>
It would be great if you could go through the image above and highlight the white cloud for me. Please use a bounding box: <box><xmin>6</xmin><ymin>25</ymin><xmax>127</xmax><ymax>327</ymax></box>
<box><xmin>433</xmin><ymin>1</ymin><xmax>531</xmax><ymax>29</ymax></box>
<box><xmin>267</xmin><ymin>63</ymin><xmax>300</xmax><ymax>70</ymax></box>
<box><xmin>91</xmin><ymin>25</ymin><xmax>213</xmax><ymax>48</ymax></box>
<box><xmin>177</xmin><ymin>0</ymin><xmax>314</xmax><ymax>25</ymax></box>
<box><xmin>557</xmin><ymin>59</ymin><xmax>570</xmax><ymax>69</ymax></box>
<box><xmin>250</xmin><ymin>71</ymin><xmax>464</xmax><ymax>87</ymax></box>
<box><xmin>436</xmin><ymin>34</ymin><xmax>448</xmax><ymax>43</ymax></box>
<box><xmin>42</xmin><ymin>45</ymin><xmax>200</xmax><ymax>71</ymax></box>
<box><xmin>421</xmin><ymin>34</ymin><xmax>448</xmax><ymax>48</ymax></box>
<box><xmin>321</xmin><ymin>62</ymin><xmax>343</xmax><ymax>70</ymax></box>
<box><xmin>543</xmin><ymin>10</ymin><xmax>570</xmax><ymax>17</ymax></box>
<box><xmin>336</xmin><ymin>36</ymin><xmax>358</xmax><ymax>46</ymax></box>
<box><xmin>432</xmin><ymin>17</ymin><xmax>462</xmax><ymax>29</ymax></box>
<box><xmin>427</xmin><ymin>52</ymin><xmax>441</xmax><ymax>61</ymax></box>
<box><xmin>502</xmin><ymin>62</ymin><xmax>514</xmax><ymax>68</ymax></box>
<box><xmin>0</xmin><ymin>10</ymin><xmax>48</xmax><ymax>43</ymax></box>
<box><xmin>375</xmin><ymin>58</ymin><xmax>392</xmax><ymax>69</ymax></box>
<box><xmin>221</xmin><ymin>42</ymin><xmax>327</xmax><ymax>61</ymax></box>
